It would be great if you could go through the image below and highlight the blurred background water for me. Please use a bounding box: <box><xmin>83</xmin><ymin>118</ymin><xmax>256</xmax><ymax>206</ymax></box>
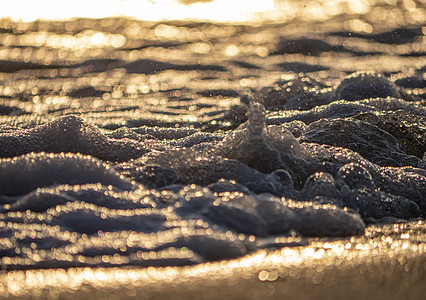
<box><xmin>1</xmin><ymin>0</ymin><xmax>424</xmax><ymax>26</ymax></box>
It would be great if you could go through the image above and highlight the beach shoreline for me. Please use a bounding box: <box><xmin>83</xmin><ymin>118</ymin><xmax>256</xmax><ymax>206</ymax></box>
<box><xmin>2</xmin><ymin>220</ymin><xmax>425</xmax><ymax>299</ymax></box>
<box><xmin>0</xmin><ymin>4</ymin><xmax>425</xmax><ymax>298</ymax></box>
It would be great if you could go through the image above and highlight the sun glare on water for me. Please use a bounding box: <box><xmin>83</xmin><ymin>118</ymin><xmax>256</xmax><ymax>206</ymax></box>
<box><xmin>0</xmin><ymin>0</ymin><xmax>276</xmax><ymax>23</ymax></box>
<box><xmin>0</xmin><ymin>0</ymin><xmax>385</xmax><ymax>23</ymax></box>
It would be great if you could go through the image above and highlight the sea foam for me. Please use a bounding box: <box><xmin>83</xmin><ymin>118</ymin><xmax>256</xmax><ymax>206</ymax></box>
<box><xmin>0</xmin><ymin>18</ymin><xmax>424</xmax><ymax>270</ymax></box>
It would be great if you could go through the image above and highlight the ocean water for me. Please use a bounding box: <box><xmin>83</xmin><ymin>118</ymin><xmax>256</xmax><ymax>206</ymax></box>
<box><xmin>0</xmin><ymin>1</ymin><xmax>425</xmax><ymax>296</ymax></box>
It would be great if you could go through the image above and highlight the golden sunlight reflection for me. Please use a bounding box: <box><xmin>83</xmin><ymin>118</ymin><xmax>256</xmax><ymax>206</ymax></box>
<box><xmin>1</xmin><ymin>0</ymin><xmax>275</xmax><ymax>23</ymax></box>
<box><xmin>1</xmin><ymin>221</ymin><xmax>425</xmax><ymax>299</ymax></box>
<box><xmin>0</xmin><ymin>0</ymin><xmax>407</xmax><ymax>23</ymax></box>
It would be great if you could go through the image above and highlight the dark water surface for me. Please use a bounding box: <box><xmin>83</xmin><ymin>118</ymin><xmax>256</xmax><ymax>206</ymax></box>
<box><xmin>0</xmin><ymin>2</ymin><xmax>425</xmax><ymax>297</ymax></box>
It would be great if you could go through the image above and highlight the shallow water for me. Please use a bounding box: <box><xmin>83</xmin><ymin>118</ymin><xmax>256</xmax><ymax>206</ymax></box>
<box><xmin>1</xmin><ymin>220</ymin><xmax>425</xmax><ymax>299</ymax></box>
<box><xmin>0</xmin><ymin>1</ymin><xmax>425</xmax><ymax>296</ymax></box>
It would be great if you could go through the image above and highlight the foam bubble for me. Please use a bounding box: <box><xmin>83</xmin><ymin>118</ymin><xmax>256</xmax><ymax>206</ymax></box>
<box><xmin>0</xmin><ymin>152</ymin><xmax>135</xmax><ymax>196</ymax></box>
<box><xmin>0</xmin><ymin>115</ymin><xmax>146</xmax><ymax>161</ymax></box>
